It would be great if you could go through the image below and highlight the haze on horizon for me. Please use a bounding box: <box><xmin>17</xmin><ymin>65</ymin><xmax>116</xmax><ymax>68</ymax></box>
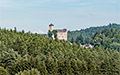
<box><xmin>0</xmin><ymin>0</ymin><xmax>120</xmax><ymax>34</ymax></box>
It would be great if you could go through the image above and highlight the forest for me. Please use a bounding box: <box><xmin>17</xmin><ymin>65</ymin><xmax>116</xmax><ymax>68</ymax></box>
<box><xmin>0</xmin><ymin>26</ymin><xmax>120</xmax><ymax>75</ymax></box>
<box><xmin>68</xmin><ymin>23</ymin><xmax>120</xmax><ymax>44</ymax></box>
<box><xmin>90</xmin><ymin>29</ymin><xmax>120</xmax><ymax>51</ymax></box>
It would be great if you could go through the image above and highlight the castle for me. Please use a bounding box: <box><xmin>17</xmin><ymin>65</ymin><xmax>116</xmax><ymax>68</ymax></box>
<box><xmin>48</xmin><ymin>24</ymin><xmax>67</xmax><ymax>41</ymax></box>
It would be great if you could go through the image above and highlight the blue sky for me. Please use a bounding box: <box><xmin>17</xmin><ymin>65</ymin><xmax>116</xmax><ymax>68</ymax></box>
<box><xmin>0</xmin><ymin>0</ymin><xmax>120</xmax><ymax>33</ymax></box>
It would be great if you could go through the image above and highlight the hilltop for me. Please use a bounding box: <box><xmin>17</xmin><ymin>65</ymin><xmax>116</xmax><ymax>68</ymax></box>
<box><xmin>0</xmin><ymin>28</ymin><xmax>120</xmax><ymax>74</ymax></box>
<box><xmin>68</xmin><ymin>23</ymin><xmax>120</xmax><ymax>43</ymax></box>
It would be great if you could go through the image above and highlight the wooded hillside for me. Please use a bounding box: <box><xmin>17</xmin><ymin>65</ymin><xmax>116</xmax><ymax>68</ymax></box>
<box><xmin>68</xmin><ymin>23</ymin><xmax>120</xmax><ymax>44</ymax></box>
<box><xmin>0</xmin><ymin>28</ymin><xmax>120</xmax><ymax>75</ymax></box>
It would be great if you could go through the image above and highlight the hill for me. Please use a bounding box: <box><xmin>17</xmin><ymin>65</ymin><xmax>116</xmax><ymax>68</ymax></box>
<box><xmin>90</xmin><ymin>29</ymin><xmax>120</xmax><ymax>51</ymax></box>
<box><xmin>68</xmin><ymin>23</ymin><xmax>120</xmax><ymax>43</ymax></box>
<box><xmin>0</xmin><ymin>28</ymin><xmax>120</xmax><ymax>74</ymax></box>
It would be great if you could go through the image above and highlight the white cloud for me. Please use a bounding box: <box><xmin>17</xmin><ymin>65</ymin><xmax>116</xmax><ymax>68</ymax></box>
<box><xmin>32</xmin><ymin>30</ymin><xmax>46</xmax><ymax>34</ymax></box>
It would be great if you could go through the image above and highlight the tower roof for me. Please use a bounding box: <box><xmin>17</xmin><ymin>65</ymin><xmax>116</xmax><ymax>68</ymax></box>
<box><xmin>49</xmin><ymin>23</ymin><xmax>54</xmax><ymax>26</ymax></box>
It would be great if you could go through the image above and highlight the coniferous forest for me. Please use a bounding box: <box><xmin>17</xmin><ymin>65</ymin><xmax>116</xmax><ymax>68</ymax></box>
<box><xmin>0</xmin><ymin>25</ymin><xmax>120</xmax><ymax>75</ymax></box>
<box><xmin>68</xmin><ymin>23</ymin><xmax>120</xmax><ymax>44</ymax></box>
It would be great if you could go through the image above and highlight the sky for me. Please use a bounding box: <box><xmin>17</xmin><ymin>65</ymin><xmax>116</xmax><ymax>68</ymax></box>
<box><xmin>0</xmin><ymin>0</ymin><xmax>120</xmax><ymax>34</ymax></box>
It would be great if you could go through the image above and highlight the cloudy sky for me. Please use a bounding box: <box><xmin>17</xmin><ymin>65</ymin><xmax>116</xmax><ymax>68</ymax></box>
<box><xmin>0</xmin><ymin>0</ymin><xmax>120</xmax><ymax>34</ymax></box>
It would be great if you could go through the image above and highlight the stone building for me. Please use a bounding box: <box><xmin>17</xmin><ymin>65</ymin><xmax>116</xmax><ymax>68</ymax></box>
<box><xmin>48</xmin><ymin>24</ymin><xmax>67</xmax><ymax>41</ymax></box>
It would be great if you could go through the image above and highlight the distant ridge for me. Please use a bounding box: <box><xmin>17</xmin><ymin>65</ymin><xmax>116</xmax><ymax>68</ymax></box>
<box><xmin>68</xmin><ymin>23</ymin><xmax>120</xmax><ymax>41</ymax></box>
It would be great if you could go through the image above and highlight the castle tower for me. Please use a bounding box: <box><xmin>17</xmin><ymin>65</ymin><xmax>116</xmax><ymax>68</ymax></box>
<box><xmin>49</xmin><ymin>23</ymin><xmax>54</xmax><ymax>32</ymax></box>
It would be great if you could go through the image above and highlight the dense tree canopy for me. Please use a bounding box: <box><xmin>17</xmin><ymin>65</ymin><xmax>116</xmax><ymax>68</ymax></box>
<box><xmin>0</xmin><ymin>27</ymin><xmax>120</xmax><ymax>75</ymax></box>
<box><xmin>90</xmin><ymin>29</ymin><xmax>120</xmax><ymax>51</ymax></box>
<box><xmin>48</xmin><ymin>30</ymin><xmax>57</xmax><ymax>38</ymax></box>
<box><xmin>68</xmin><ymin>23</ymin><xmax>120</xmax><ymax>44</ymax></box>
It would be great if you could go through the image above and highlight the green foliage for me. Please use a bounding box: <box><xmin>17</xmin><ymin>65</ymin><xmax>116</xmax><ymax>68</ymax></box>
<box><xmin>48</xmin><ymin>30</ymin><xmax>57</xmax><ymax>38</ymax></box>
<box><xmin>15</xmin><ymin>68</ymin><xmax>40</xmax><ymax>75</ymax></box>
<box><xmin>75</xmin><ymin>34</ymin><xmax>84</xmax><ymax>44</ymax></box>
<box><xmin>90</xmin><ymin>29</ymin><xmax>120</xmax><ymax>51</ymax></box>
<box><xmin>0</xmin><ymin>66</ymin><xmax>9</xmax><ymax>75</ymax></box>
<box><xmin>68</xmin><ymin>23</ymin><xmax>120</xmax><ymax>44</ymax></box>
<box><xmin>0</xmin><ymin>27</ymin><xmax>119</xmax><ymax>75</ymax></box>
<box><xmin>70</xmin><ymin>37</ymin><xmax>74</xmax><ymax>43</ymax></box>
